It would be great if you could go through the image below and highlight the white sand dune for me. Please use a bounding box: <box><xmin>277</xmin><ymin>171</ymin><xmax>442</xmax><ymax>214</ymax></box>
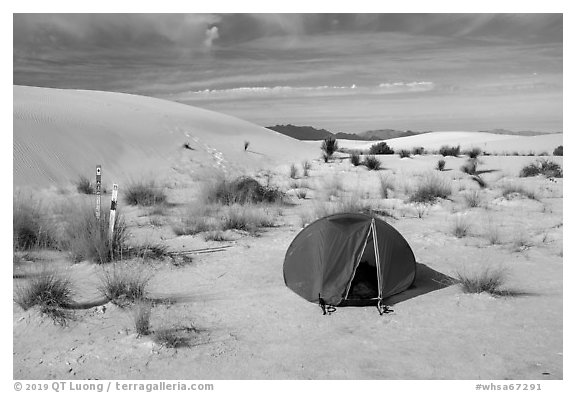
<box><xmin>305</xmin><ymin>131</ymin><xmax>562</xmax><ymax>155</ymax></box>
<box><xmin>14</xmin><ymin>85</ymin><xmax>317</xmax><ymax>188</ymax></box>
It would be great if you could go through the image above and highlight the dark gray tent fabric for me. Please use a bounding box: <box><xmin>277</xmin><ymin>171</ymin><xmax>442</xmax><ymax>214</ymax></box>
<box><xmin>283</xmin><ymin>213</ymin><xmax>416</xmax><ymax>306</ymax></box>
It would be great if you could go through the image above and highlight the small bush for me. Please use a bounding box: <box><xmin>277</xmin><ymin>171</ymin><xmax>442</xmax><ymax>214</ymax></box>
<box><xmin>439</xmin><ymin>145</ymin><xmax>460</xmax><ymax>157</ymax></box>
<box><xmin>465</xmin><ymin>147</ymin><xmax>483</xmax><ymax>159</ymax></box>
<box><xmin>450</xmin><ymin>214</ymin><xmax>472</xmax><ymax>238</ymax></box>
<box><xmin>15</xmin><ymin>270</ymin><xmax>74</xmax><ymax>310</ymax></box>
<box><xmin>436</xmin><ymin>159</ymin><xmax>446</xmax><ymax>171</ymax></box>
<box><xmin>363</xmin><ymin>155</ymin><xmax>381</xmax><ymax>170</ymax></box>
<box><xmin>369</xmin><ymin>142</ymin><xmax>394</xmax><ymax>155</ymax></box>
<box><xmin>153</xmin><ymin>328</ymin><xmax>191</xmax><ymax>348</ymax></box>
<box><xmin>99</xmin><ymin>264</ymin><xmax>152</xmax><ymax>305</ymax></box>
<box><xmin>501</xmin><ymin>182</ymin><xmax>538</xmax><ymax>200</ymax></box>
<box><xmin>409</xmin><ymin>172</ymin><xmax>452</xmax><ymax>203</ymax></box>
<box><xmin>460</xmin><ymin>158</ymin><xmax>478</xmax><ymax>175</ymax></box>
<box><xmin>206</xmin><ymin>177</ymin><xmax>283</xmax><ymax>205</ymax></box>
<box><xmin>321</xmin><ymin>138</ymin><xmax>338</xmax><ymax>161</ymax></box>
<box><xmin>411</xmin><ymin>146</ymin><xmax>425</xmax><ymax>155</ymax></box>
<box><xmin>553</xmin><ymin>145</ymin><xmax>563</xmax><ymax>156</ymax></box>
<box><xmin>463</xmin><ymin>190</ymin><xmax>482</xmax><ymax>208</ymax></box>
<box><xmin>289</xmin><ymin>164</ymin><xmax>298</xmax><ymax>179</ymax></box>
<box><xmin>132</xmin><ymin>301</ymin><xmax>152</xmax><ymax>336</ymax></box>
<box><xmin>13</xmin><ymin>198</ymin><xmax>57</xmax><ymax>251</ymax></box>
<box><xmin>455</xmin><ymin>268</ymin><xmax>509</xmax><ymax>296</ymax></box>
<box><xmin>399</xmin><ymin>149</ymin><xmax>411</xmax><ymax>158</ymax></box>
<box><xmin>76</xmin><ymin>176</ymin><xmax>95</xmax><ymax>194</ymax></box>
<box><xmin>520</xmin><ymin>159</ymin><xmax>563</xmax><ymax>178</ymax></box>
<box><xmin>350</xmin><ymin>151</ymin><xmax>361</xmax><ymax>166</ymax></box>
<box><xmin>125</xmin><ymin>181</ymin><xmax>167</xmax><ymax>206</ymax></box>
<box><xmin>221</xmin><ymin>204</ymin><xmax>278</xmax><ymax>233</ymax></box>
<box><xmin>61</xmin><ymin>206</ymin><xmax>128</xmax><ymax>263</ymax></box>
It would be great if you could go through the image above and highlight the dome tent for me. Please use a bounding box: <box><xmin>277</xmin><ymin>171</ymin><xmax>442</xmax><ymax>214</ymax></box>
<box><xmin>283</xmin><ymin>213</ymin><xmax>416</xmax><ymax>314</ymax></box>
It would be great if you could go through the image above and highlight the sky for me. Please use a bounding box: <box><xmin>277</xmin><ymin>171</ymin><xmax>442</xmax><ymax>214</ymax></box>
<box><xmin>13</xmin><ymin>13</ymin><xmax>563</xmax><ymax>133</ymax></box>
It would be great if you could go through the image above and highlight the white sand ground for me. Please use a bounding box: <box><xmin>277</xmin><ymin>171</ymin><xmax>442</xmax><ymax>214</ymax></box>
<box><xmin>13</xmin><ymin>87</ymin><xmax>563</xmax><ymax>380</ymax></box>
<box><xmin>305</xmin><ymin>132</ymin><xmax>563</xmax><ymax>156</ymax></box>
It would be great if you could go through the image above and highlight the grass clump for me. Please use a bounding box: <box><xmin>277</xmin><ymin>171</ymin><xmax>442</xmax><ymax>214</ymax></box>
<box><xmin>450</xmin><ymin>214</ymin><xmax>472</xmax><ymax>238</ymax></box>
<box><xmin>399</xmin><ymin>149</ymin><xmax>411</xmax><ymax>158</ymax></box>
<box><xmin>125</xmin><ymin>181</ymin><xmax>167</xmax><ymax>206</ymax></box>
<box><xmin>132</xmin><ymin>301</ymin><xmax>152</xmax><ymax>336</ymax></box>
<box><xmin>411</xmin><ymin>146</ymin><xmax>425</xmax><ymax>155</ymax></box>
<box><xmin>221</xmin><ymin>205</ymin><xmax>278</xmax><ymax>233</ymax></box>
<box><xmin>369</xmin><ymin>142</ymin><xmax>394</xmax><ymax>155</ymax></box>
<box><xmin>379</xmin><ymin>174</ymin><xmax>395</xmax><ymax>198</ymax></box>
<box><xmin>436</xmin><ymin>159</ymin><xmax>446</xmax><ymax>171</ymax></box>
<box><xmin>302</xmin><ymin>160</ymin><xmax>312</xmax><ymax>177</ymax></box>
<box><xmin>61</xmin><ymin>206</ymin><xmax>128</xmax><ymax>263</ymax></box>
<box><xmin>321</xmin><ymin>137</ymin><xmax>338</xmax><ymax>161</ymax></box>
<box><xmin>439</xmin><ymin>145</ymin><xmax>461</xmax><ymax>157</ymax></box>
<box><xmin>460</xmin><ymin>158</ymin><xmax>478</xmax><ymax>175</ymax></box>
<box><xmin>408</xmin><ymin>172</ymin><xmax>452</xmax><ymax>203</ymax></box>
<box><xmin>13</xmin><ymin>198</ymin><xmax>57</xmax><ymax>251</ymax></box>
<box><xmin>363</xmin><ymin>155</ymin><xmax>381</xmax><ymax>170</ymax></box>
<box><xmin>289</xmin><ymin>164</ymin><xmax>298</xmax><ymax>179</ymax></box>
<box><xmin>99</xmin><ymin>264</ymin><xmax>152</xmax><ymax>305</ymax></box>
<box><xmin>553</xmin><ymin>145</ymin><xmax>563</xmax><ymax>156</ymax></box>
<box><xmin>153</xmin><ymin>328</ymin><xmax>192</xmax><ymax>348</ymax></box>
<box><xmin>15</xmin><ymin>270</ymin><xmax>74</xmax><ymax>324</ymax></box>
<box><xmin>350</xmin><ymin>151</ymin><xmax>361</xmax><ymax>166</ymax></box>
<box><xmin>76</xmin><ymin>176</ymin><xmax>95</xmax><ymax>194</ymax></box>
<box><xmin>501</xmin><ymin>182</ymin><xmax>538</xmax><ymax>201</ymax></box>
<box><xmin>455</xmin><ymin>268</ymin><xmax>509</xmax><ymax>296</ymax></box>
<box><xmin>463</xmin><ymin>190</ymin><xmax>483</xmax><ymax>208</ymax></box>
<box><xmin>520</xmin><ymin>159</ymin><xmax>563</xmax><ymax>178</ymax></box>
<box><xmin>206</xmin><ymin>176</ymin><xmax>283</xmax><ymax>205</ymax></box>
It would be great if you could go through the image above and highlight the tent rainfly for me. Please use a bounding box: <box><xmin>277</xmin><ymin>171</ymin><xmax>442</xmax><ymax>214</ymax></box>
<box><xmin>283</xmin><ymin>213</ymin><xmax>416</xmax><ymax>314</ymax></box>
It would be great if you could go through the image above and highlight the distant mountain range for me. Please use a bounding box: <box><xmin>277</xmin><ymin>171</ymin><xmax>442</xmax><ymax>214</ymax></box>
<box><xmin>266</xmin><ymin>124</ymin><xmax>424</xmax><ymax>141</ymax></box>
<box><xmin>266</xmin><ymin>124</ymin><xmax>551</xmax><ymax>141</ymax></box>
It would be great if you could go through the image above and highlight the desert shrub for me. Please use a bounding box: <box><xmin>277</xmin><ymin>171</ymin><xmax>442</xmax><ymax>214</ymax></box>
<box><xmin>13</xmin><ymin>198</ymin><xmax>57</xmax><ymax>251</ymax></box>
<box><xmin>460</xmin><ymin>158</ymin><xmax>478</xmax><ymax>175</ymax></box>
<box><xmin>463</xmin><ymin>190</ymin><xmax>482</xmax><ymax>208</ymax></box>
<box><xmin>500</xmin><ymin>182</ymin><xmax>538</xmax><ymax>200</ymax></box>
<box><xmin>379</xmin><ymin>174</ymin><xmax>395</xmax><ymax>198</ymax></box>
<box><xmin>15</xmin><ymin>270</ymin><xmax>74</xmax><ymax>311</ymax></box>
<box><xmin>321</xmin><ymin>137</ymin><xmax>338</xmax><ymax>161</ymax></box>
<box><xmin>363</xmin><ymin>155</ymin><xmax>381</xmax><ymax>170</ymax></box>
<box><xmin>553</xmin><ymin>145</ymin><xmax>563</xmax><ymax>156</ymax></box>
<box><xmin>439</xmin><ymin>145</ymin><xmax>461</xmax><ymax>157</ymax></box>
<box><xmin>302</xmin><ymin>160</ymin><xmax>312</xmax><ymax>177</ymax></box>
<box><xmin>221</xmin><ymin>204</ymin><xmax>278</xmax><ymax>233</ymax></box>
<box><xmin>399</xmin><ymin>149</ymin><xmax>411</xmax><ymax>158</ymax></box>
<box><xmin>450</xmin><ymin>214</ymin><xmax>472</xmax><ymax>238</ymax></box>
<box><xmin>172</xmin><ymin>205</ymin><xmax>222</xmax><ymax>236</ymax></box>
<box><xmin>76</xmin><ymin>176</ymin><xmax>95</xmax><ymax>194</ymax></box>
<box><xmin>436</xmin><ymin>159</ymin><xmax>446</xmax><ymax>171</ymax></box>
<box><xmin>153</xmin><ymin>328</ymin><xmax>191</xmax><ymax>348</ymax></box>
<box><xmin>465</xmin><ymin>147</ymin><xmax>483</xmax><ymax>159</ymax></box>
<box><xmin>289</xmin><ymin>164</ymin><xmax>298</xmax><ymax>179</ymax></box>
<box><xmin>132</xmin><ymin>301</ymin><xmax>152</xmax><ymax>336</ymax></box>
<box><xmin>99</xmin><ymin>264</ymin><xmax>152</xmax><ymax>305</ymax></box>
<box><xmin>206</xmin><ymin>177</ymin><xmax>283</xmax><ymax>205</ymax></box>
<box><xmin>369</xmin><ymin>142</ymin><xmax>394</xmax><ymax>155</ymax></box>
<box><xmin>61</xmin><ymin>205</ymin><xmax>128</xmax><ymax>263</ymax></box>
<box><xmin>409</xmin><ymin>172</ymin><xmax>452</xmax><ymax>203</ymax></box>
<box><xmin>411</xmin><ymin>146</ymin><xmax>425</xmax><ymax>155</ymax></box>
<box><xmin>520</xmin><ymin>159</ymin><xmax>563</xmax><ymax>178</ymax></box>
<box><xmin>125</xmin><ymin>181</ymin><xmax>167</xmax><ymax>206</ymax></box>
<box><xmin>455</xmin><ymin>268</ymin><xmax>508</xmax><ymax>296</ymax></box>
<box><xmin>350</xmin><ymin>151</ymin><xmax>361</xmax><ymax>166</ymax></box>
